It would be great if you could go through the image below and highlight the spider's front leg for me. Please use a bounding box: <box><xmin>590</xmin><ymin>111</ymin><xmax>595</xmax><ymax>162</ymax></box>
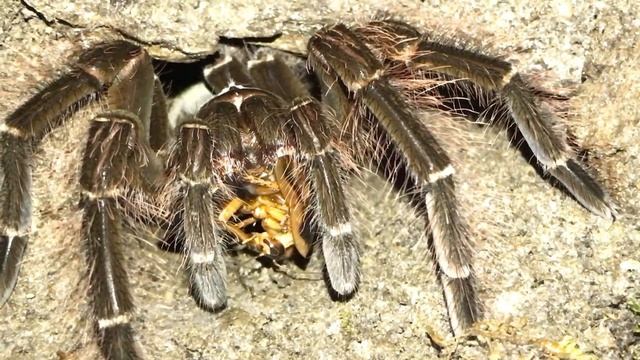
<box><xmin>309</xmin><ymin>24</ymin><xmax>480</xmax><ymax>333</ymax></box>
<box><xmin>0</xmin><ymin>43</ymin><xmax>140</xmax><ymax>307</ymax></box>
<box><xmin>248</xmin><ymin>56</ymin><xmax>361</xmax><ymax>295</ymax></box>
<box><xmin>78</xmin><ymin>45</ymin><xmax>163</xmax><ymax>359</ymax></box>
<box><xmin>165</xmin><ymin>105</ymin><xmax>232</xmax><ymax>312</ymax></box>
<box><xmin>1</xmin><ymin>41</ymin><xmax>167</xmax><ymax>359</ymax></box>
<box><xmin>291</xmin><ymin>100</ymin><xmax>362</xmax><ymax>295</ymax></box>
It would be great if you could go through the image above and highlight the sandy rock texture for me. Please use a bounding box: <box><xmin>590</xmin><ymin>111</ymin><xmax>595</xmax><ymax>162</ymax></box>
<box><xmin>1</xmin><ymin>0</ymin><xmax>639</xmax><ymax>359</ymax></box>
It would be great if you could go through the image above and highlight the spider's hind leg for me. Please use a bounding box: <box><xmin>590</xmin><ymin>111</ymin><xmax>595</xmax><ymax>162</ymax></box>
<box><xmin>375</xmin><ymin>124</ymin><xmax>482</xmax><ymax>334</ymax></box>
<box><xmin>358</xmin><ymin>20</ymin><xmax>615</xmax><ymax>219</ymax></box>
<box><xmin>309</xmin><ymin>24</ymin><xmax>480</xmax><ymax>334</ymax></box>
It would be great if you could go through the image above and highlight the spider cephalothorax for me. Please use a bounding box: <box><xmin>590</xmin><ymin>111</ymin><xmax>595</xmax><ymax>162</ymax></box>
<box><xmin>0</xmin><ymin>19</ymin><xmax>614</xmax><ymax>359</ymax></box>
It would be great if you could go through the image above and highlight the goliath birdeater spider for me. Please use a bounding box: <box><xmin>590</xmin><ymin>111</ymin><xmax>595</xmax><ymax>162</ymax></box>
<box><xmin>0</xmin><ymin>20</ymin><xmax>615</xmax><ymax>359</ymax></box>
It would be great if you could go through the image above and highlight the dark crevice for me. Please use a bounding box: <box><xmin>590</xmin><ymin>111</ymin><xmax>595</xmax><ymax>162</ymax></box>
<box><xmin>20</xmin><ymin>0</ymin><xmax>55</xmax><ymax>25</ymax></box>
<box><xmin>153</xmin><ymin>55</ymin><xmax>219</xmax><ymax>97</ymax></box>
<box><xmin>219</xmin><ymin>33</ymin><xmax>283</xmax><ymax>47</ymax></box>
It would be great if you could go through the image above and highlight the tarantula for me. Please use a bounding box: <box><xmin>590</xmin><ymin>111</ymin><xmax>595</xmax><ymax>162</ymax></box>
<box><xmin>0</xmin><ymin>20</ymin><xmax>614</xmax><ymax>359</ymax></box>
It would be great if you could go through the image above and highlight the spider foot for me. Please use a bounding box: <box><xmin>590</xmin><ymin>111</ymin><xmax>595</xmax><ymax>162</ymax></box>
<box><xmin>0</xmin><ymin>235</ymin><xmax>28</xmax><ymax>306</ymax></box>
<box><xmin>98</xmin><ymin>323</ymin><xmax>141</xmax><ymax>360</ymax></box>
<box><xmin>548</xmin><ymin>159</ymin><xmax>616</xmax><ymax>220</ymax></box>
<box><xmin>441</xmin><ymin>273</ymin><xmax>482</xmax><ymax>336</ymax></box>
<box><xmin>322</xmin><ymin>225</ymin><xmax>361</xmax><ymax>295</ymax></box>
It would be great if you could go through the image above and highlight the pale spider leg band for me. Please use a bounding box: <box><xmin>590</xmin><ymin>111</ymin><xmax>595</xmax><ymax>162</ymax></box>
<box><xmin>189</xmin><ymin>251</ymin><xmax>218</xmax><ymax>264</ymax></box>
<box><xmin>360</xmin><ymin>20</ymin><xmax>614</xmax><ymax>219</ymax></box>
<box><xmin>328</xmin><ymin>222</ymin><xmax>353</xmax><ymax>237</ymax></box>
<box><xmin>309</xmin><ymin>23</ymin><xmax>478</xmax><ymax>329</ymax></box>
<box><xmin>180</xmin><ymin>122</ymin><xmax>211</xmax><ymax>130</ymax></box>
<box><xmin>98</xmin><ymin>313</ymin><xmax>132</xmax><ymax>329</ymax></box>
<box><xmin>168</xmin><ymin>120</ymin><xmax>228</xmax><ymax>311</ymax></box>
<box><xmin>82</xmin><ymin>189</ymin><xmax>122</xmax><ymax>200</ymax></box>
<box><xmin>0</xmin><ymin>228</ymin><xmax>29</xmax><ymax>238</ymax></box>
<box><xmin>0</xmin><ymin>124</ymin><xmax>26</xmax><ymax>138</ymax></box>
<box><xmin>178</xmin><ymin>174</ymin><xmax>214</xmax><ymax>187</ymax></box>
<box><xmin>290</xmin><ymin>99</ymin><xmax>314</xmax><ymax>112</ymax></box>
<box><xmin>427</xmin><ymin>164</ymin><xmax>455</xmax><ymax>183</ymax></box>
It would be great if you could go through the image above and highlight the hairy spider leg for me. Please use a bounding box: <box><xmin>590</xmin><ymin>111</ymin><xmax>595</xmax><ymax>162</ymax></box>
<box><xmin>359</xmin><ymin>20</ymin><xmax>615</xmax><ymax>219</ymax></box>
<box><xmin>0</xmin><ymin>133</ymin><xmax>30</xmax><ymax>306</ymax></box>
<box><xmin>166</xmin><ymin>106</ymin><xmax>231</xmax><ymax>312</ymax></box>
<box><xmin>78</xmin><ymin>45</ymin><xmax>166</xmax><ymax>360</ymax></box>
<box><xmin>149</xmin><ymin>76</ymin><xmax>172</xmax><ymax>154</ymax></box>
<box><xmin>0</xmin><ymin>43</ymin><xmax>130</xmax><ymax>307</ymax></box>
<box><xmin>249</xmin><ymin>56</ymin><xmax>361</xmax><ymax>296</ymax></box>
<box><xmin>372</xmin><ymin>117</ymin><xmax>482</xmax><ymax>338</ymax></box>
<box><xmin>166</xmin><ymin>56</ymin><xmax>263</xmax><ymax>311</ymax></box>
<box><xmin>308</xmin><ymin>24</ymin><xmax>480</xmax><ymax>334</ymax></box>
<box><xmin>1</xmin><ymin>42</ymin><xmax>167</xmax><ymax>359</ymax></box>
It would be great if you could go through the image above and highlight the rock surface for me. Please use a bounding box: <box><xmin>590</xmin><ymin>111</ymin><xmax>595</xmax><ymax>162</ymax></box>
<box><xmin>1</xmin><ymin>1</ymin><xmax>639</xmax><ymax>359</ymax></box>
